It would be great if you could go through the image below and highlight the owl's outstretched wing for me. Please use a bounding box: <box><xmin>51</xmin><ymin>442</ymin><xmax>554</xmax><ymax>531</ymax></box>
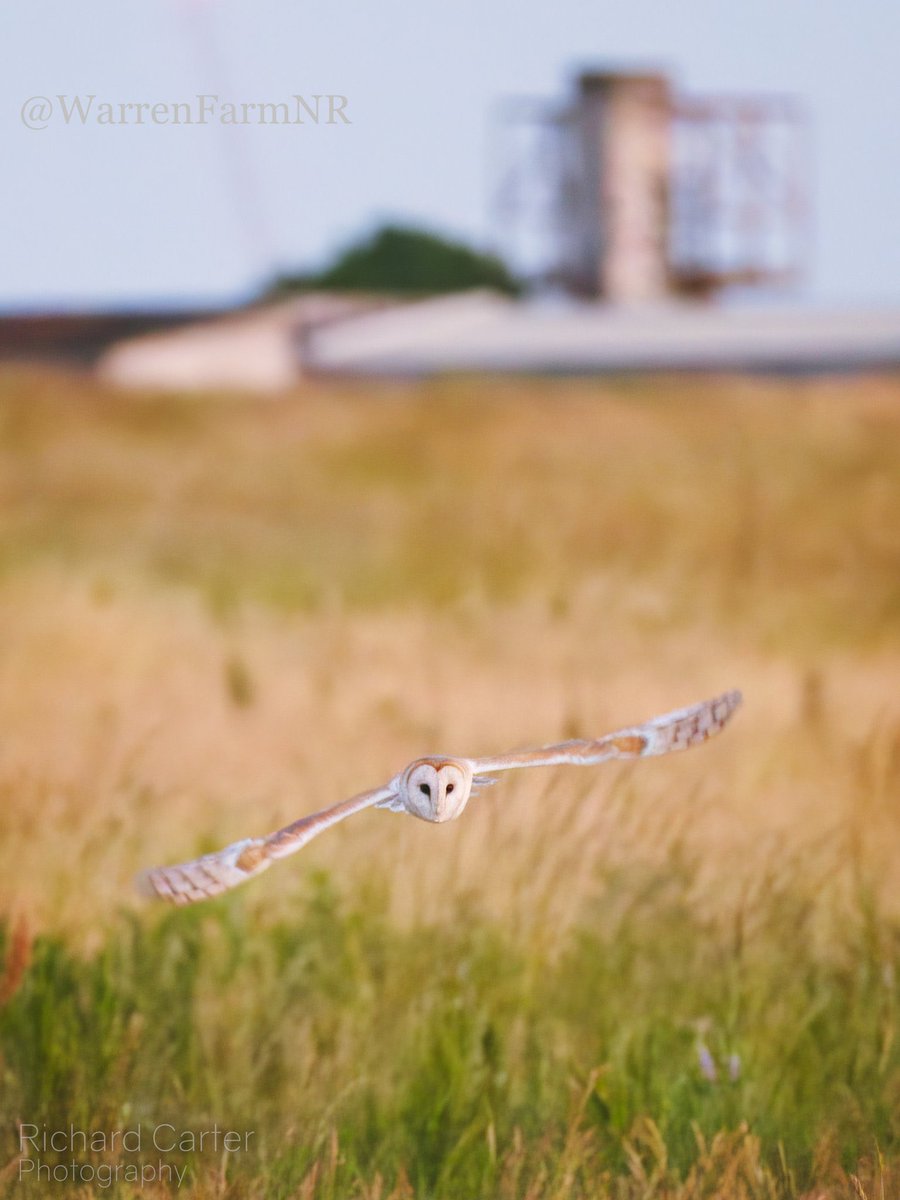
<box><xmin>468</xmin><ymin>690</ymin><xmax>742</xmax><ymax>775</ymax></box>
<box><xmin>139</xmin><ymin>691</ymin><xmax>742</xmax><ymax>906</ymax></box>
<box><xmin>138</xmin><ymin>783</ymin><xmax>397</xmax><ymax>906</ymax></box>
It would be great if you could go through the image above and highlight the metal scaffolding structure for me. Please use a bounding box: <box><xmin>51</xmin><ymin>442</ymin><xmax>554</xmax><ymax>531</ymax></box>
<box><xmin>491</xmin><ymin>71</ymin><xmax>810</xmax><ymax>302</ymax></box>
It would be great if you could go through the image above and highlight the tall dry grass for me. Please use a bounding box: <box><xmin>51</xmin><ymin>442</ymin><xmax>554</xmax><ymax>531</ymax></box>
<box><xmin>0</xmin><ymin>368</ymin><xmax>897</xmax><ymax>934</ymax></box>
<box><xmin>0</xmin><ymin>366</ymin><xmax>898</xmax><ymax>1196</ymax></box>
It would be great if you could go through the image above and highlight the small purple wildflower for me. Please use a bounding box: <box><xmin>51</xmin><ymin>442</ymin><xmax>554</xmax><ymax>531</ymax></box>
<box><xmin>697</xmin><ymin>1041</ymin><xmax>717</xmax><ymax>1082</ymax></box>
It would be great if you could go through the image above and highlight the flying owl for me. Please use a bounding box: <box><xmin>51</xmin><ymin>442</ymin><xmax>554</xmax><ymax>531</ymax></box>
<box><xmin>139</xmin><ymin>689</ymin><xmax>741</xmax><ymax>906</ymax></box>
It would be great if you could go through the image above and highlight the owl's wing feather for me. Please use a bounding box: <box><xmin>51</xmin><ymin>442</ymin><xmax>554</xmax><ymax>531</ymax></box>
<box><xmin>468</xmin><ymin>690</ymin><xmax>742</xmax><ymax>775</ymax></box>
<box><xmin>374</xmin><ymin>792</ymin><xmax>407</xmax><ymax>813</ymax></box>
<box><xmin>138</xmin><ymin>783</ymin><xmax>397</xmax><ymax>906</ymax></box>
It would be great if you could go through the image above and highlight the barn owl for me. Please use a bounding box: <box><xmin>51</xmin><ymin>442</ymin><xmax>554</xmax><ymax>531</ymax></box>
<box><xmin>139</xmin><ymin>689</ymin><xmax>741</xmax><ymax>906</ymax></box>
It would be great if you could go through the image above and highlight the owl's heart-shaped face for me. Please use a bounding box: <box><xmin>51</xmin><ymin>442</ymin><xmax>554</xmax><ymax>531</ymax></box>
<box><xmin>400</xmin><ymin>758</ymin><xmax>473</xmax><ymax>822</ymax></box>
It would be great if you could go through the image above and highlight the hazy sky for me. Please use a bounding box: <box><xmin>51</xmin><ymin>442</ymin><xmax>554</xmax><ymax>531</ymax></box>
<box><xmin>2</xmin><ymin>1</ymin><xmax>897</xmax><ymax>309</ymax></box>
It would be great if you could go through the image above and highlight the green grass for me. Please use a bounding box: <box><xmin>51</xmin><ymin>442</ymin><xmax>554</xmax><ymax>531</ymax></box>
<box><xmin>2</xmin><ymin>854</ymin><xmax>898</xmax><ymax>1198</ymax></box>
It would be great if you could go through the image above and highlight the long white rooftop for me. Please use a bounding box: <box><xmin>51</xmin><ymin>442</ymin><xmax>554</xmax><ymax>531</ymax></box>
<box><xmin>307</xmin><ymin>291</ymin><xmax>900</xmax><ymax>377</ymax></box>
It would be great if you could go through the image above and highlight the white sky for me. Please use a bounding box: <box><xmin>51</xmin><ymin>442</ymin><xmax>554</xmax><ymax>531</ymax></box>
<box><xmin>2</xmin><ymin>0</ymin><xmax>897</xmax><ymax>309</ymax></box>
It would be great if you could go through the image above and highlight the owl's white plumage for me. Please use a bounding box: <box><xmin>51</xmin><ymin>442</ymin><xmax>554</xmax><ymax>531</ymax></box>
<box><xmin>138</xmin><ymin>689</ymin><xmax>741</xmax><ymax>906</ymax></box>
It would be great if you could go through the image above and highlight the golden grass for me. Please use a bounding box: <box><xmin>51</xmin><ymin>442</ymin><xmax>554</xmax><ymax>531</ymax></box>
<box><xmin>0</xmin><ymin>368</ymin><xmax>898</xmax><ymax>939</ymax></box>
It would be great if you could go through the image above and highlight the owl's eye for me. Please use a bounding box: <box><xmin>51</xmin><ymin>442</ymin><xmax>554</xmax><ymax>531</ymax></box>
<box><xmin>419</xmin><ymin>783</ymin><xmax>431</xmax><ymax>798</ymax></box>
<box><xmin>446</xmin><ymin>782</ymin><xmax>455</xmax><ymax>794</ymax></box>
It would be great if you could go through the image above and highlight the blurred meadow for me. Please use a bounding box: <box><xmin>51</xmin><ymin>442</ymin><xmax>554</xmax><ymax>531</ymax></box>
<box><xmin>0</xmin><ymin>366</ymin><xmax>899</xmax><ymax>1198</ymax></box>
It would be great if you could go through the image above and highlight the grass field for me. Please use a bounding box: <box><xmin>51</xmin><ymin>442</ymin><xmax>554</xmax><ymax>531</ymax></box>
<box><xmin>0</xmin><ymin>366</ymin><xmax>898</xmax><ymax>1198</ymax></box>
